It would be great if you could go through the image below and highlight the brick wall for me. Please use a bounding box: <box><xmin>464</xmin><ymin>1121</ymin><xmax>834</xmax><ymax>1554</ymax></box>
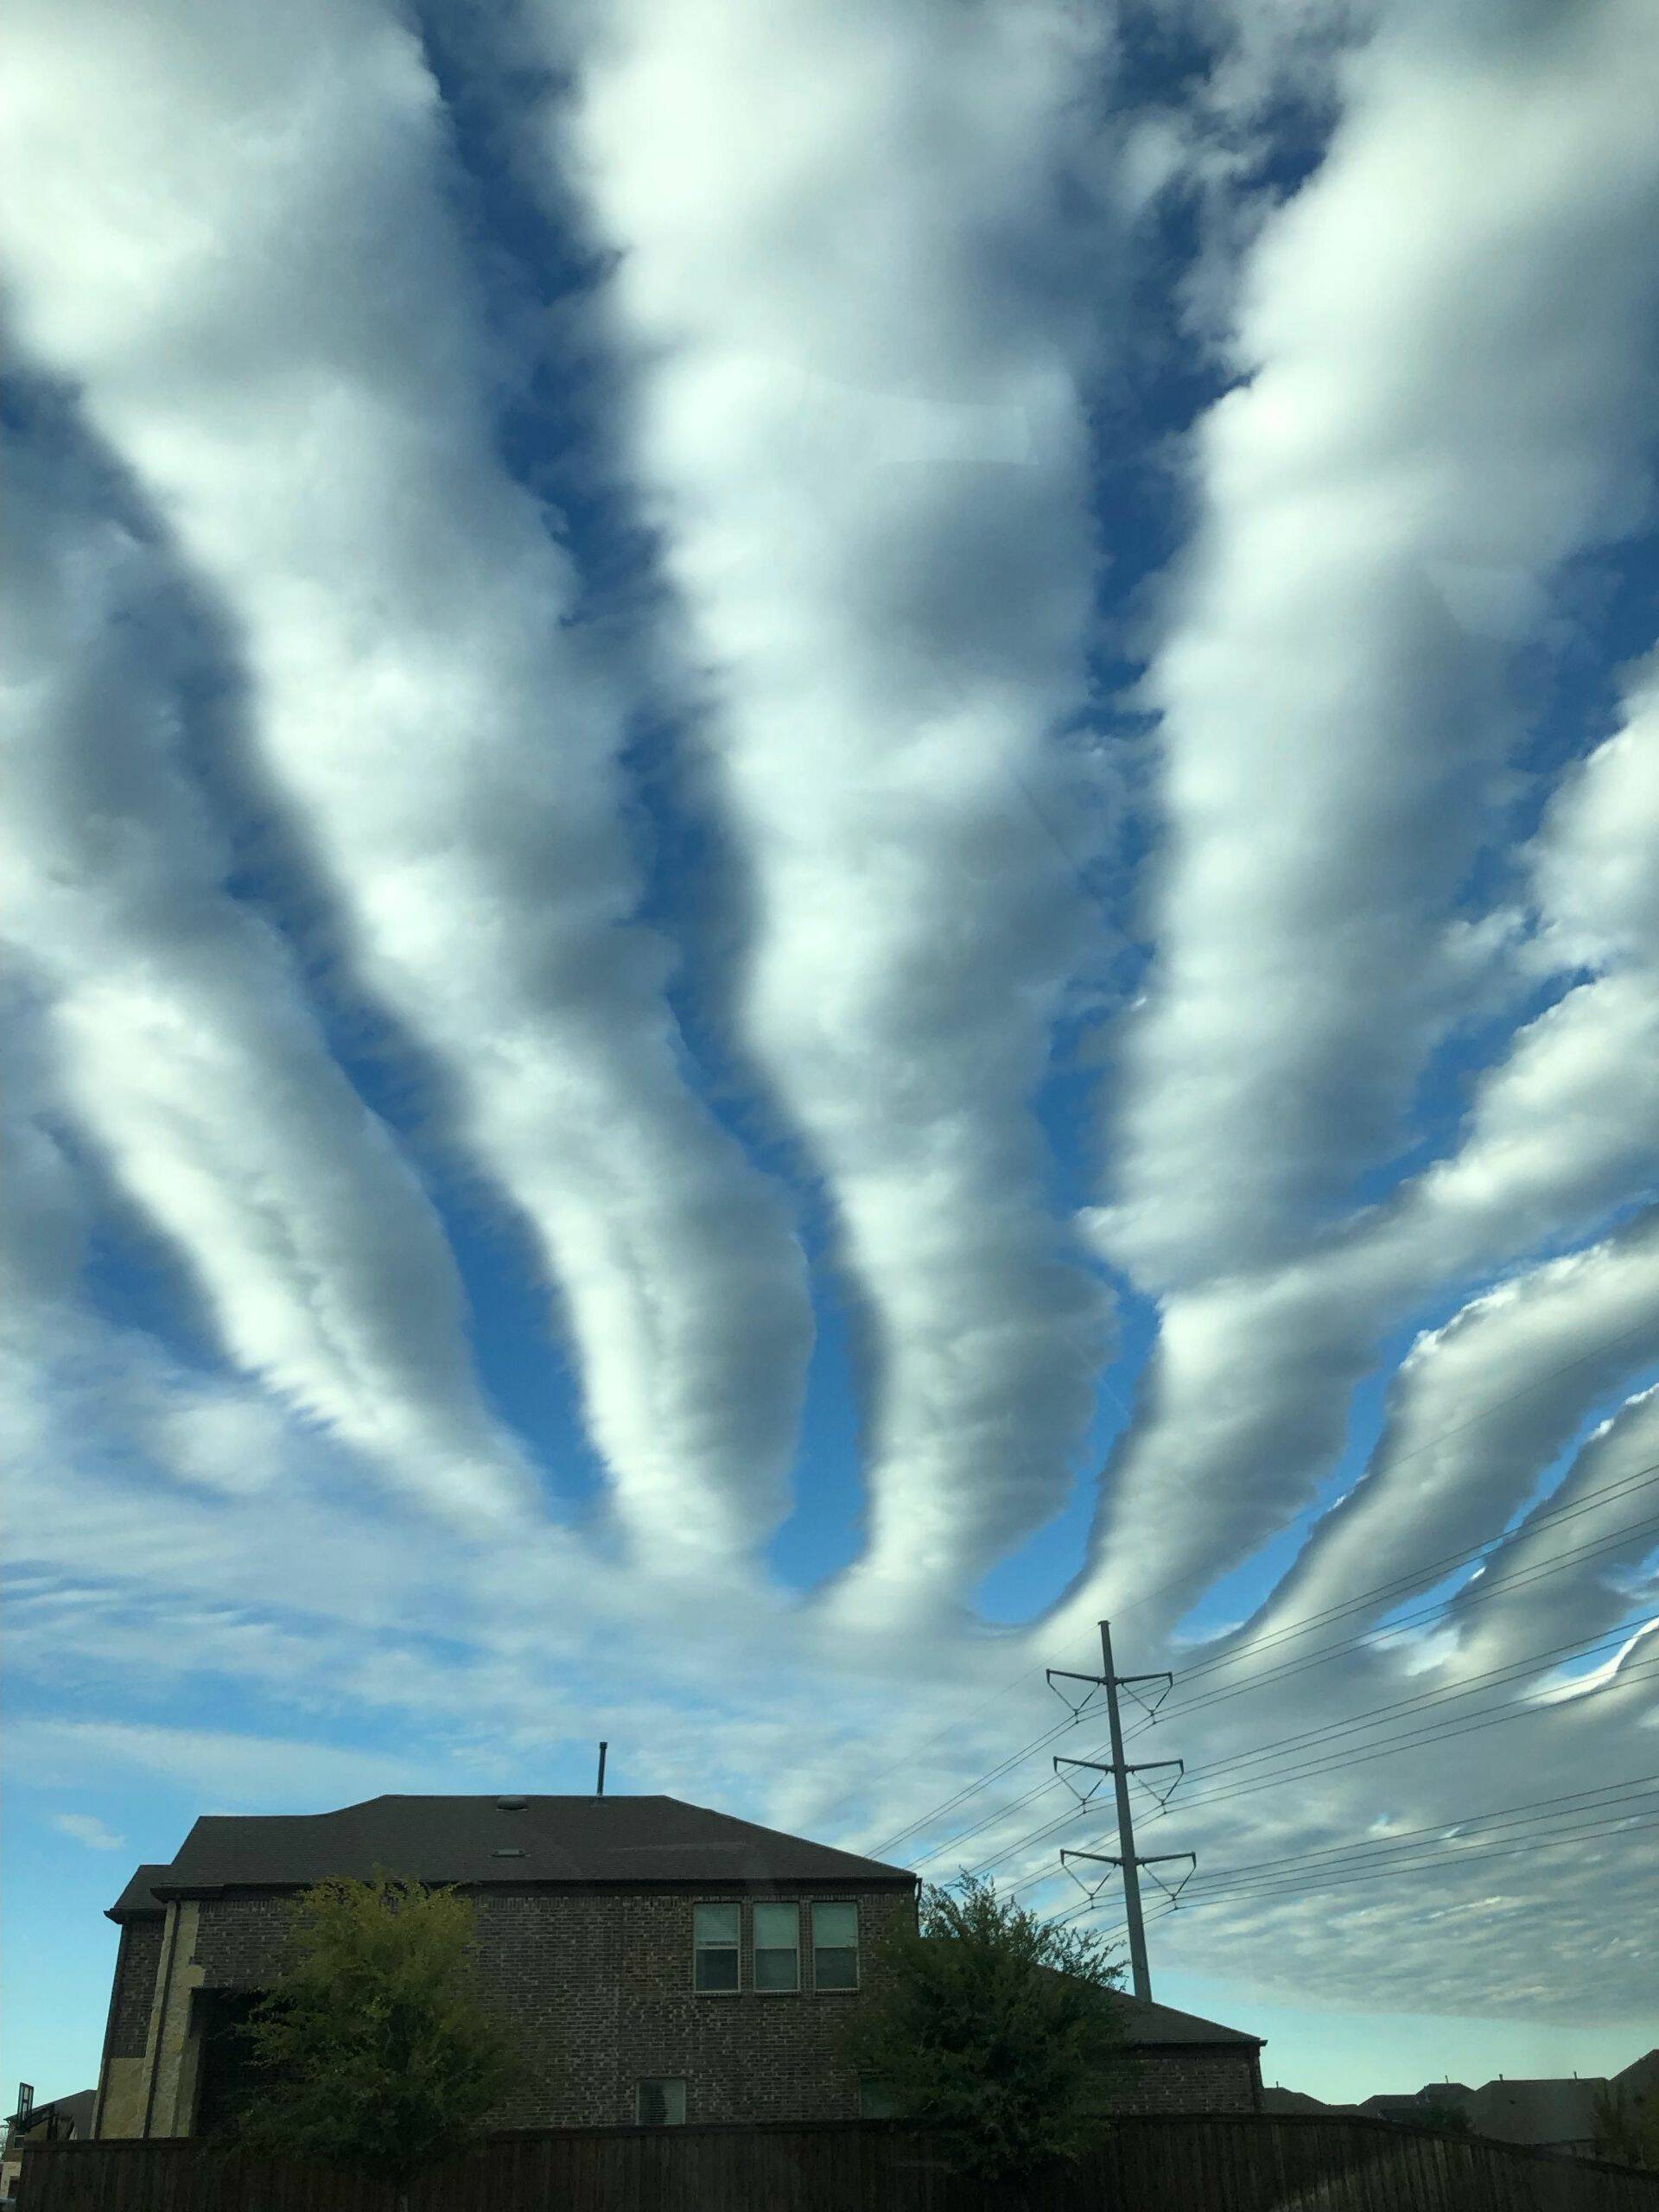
<box><xmin>183</xmin><ymin>1883</ymin><xmax>918</xmax><ymax>2129</ymax></box>
<box><xmin>1103</xmin><ymin>2043</ymin><xmax>1262</xmax><ymax>2116</ymax></box>
<box><xmin>188</xmin><ymin>1891</ymin><xmax>298</xmax><ymax>1987</ymax></box>
<box><xmin>106</xmin><ymin>1922</ymin><xmax>165</xmax><ymax>2059</ymax></box>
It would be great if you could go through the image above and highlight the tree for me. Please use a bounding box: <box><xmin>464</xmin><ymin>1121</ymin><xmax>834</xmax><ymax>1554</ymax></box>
<box><xmin>232</xmin><ymin>1868</ymin><xmax>524</xmax><ymax>2205</ymax></box>
<box><xmin>1414</xmin><ymin>2099</ymin><xmax>1471</xmax><ymax>2134</ymax></box>
<box><xmin>842</xmin><ymin>1872</ymin><xmax>1128</xmax><ymax>2180</ymax></box>
<box><xmin>1595</xmin><ymin>2082</ymin><xmax>1659</xmax><ymax>2170</ymax></box>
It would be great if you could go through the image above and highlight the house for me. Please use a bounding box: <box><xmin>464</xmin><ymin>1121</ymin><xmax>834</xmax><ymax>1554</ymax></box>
<box><xmin>94</xmin><ymin>1793</ymin><xmax>918</xmax><ymax>2137</ymax></box>
<box><xmin>1103</xmin><ymin>1993</ymin><xmax>1264</xmax><ymax>2114</ymax></box>
<box><xmin>2</xmin><ymin>2088</ymin><xmax>96</xmax><ymax>2202</ymax></box>
<box><xmin>1272</xmin><ymin>2058</ymin><xmax>1659</xmax><ymax>2158</ymax></box>
<box><xmin>92</xmin><ymin>1790</ymin><xmax>1268</xmax><ymax>2142</ymax></box>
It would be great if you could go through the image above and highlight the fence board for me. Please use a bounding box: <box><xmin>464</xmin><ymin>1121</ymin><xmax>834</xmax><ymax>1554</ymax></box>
<box><xmin>21</xmin><ymin>2116</ymin><xmax>1659</xmax><ymax>2212</ymax></box>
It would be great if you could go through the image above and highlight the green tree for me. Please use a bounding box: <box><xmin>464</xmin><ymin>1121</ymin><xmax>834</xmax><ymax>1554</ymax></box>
<box><xmin>842</xmin><ymin>1872</ymin><xmax>1128</xmax><ymax>2180</ymax></box>
<box><xmin>232</xmin><ymin>1868</ymin><xmax>524</xmax><ymax>2205</ymax></box>
<box><xmin>1414</xmin><ymin>2099</ymin><xmax>1471</xmax><ymax>2134</ymax></box>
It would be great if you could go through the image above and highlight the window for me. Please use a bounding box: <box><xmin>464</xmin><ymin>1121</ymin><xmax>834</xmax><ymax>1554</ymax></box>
<box><xmin>859</xmin><ymin>2078</ymin><xmax>899</xmax><ymax>2120</ymax></box>
<box><xmin>693</xmin><ymin>1901</ymin><xmax>741</xmax><ymax>1992</ymax></box>
<box><xmin>812</xmin><ymin>1900</ymin><xmax>859</xmax><ymax>1990</ymax></box>
<box><xmin>753</xmin><ymin>1901</ymin><xmax>800</xmax><ymax>1992</ymax></box>
<box><xmin>637</xmin><ymin>2078</ymin><xmax>686</xmax><ymax>2126</ymax></box>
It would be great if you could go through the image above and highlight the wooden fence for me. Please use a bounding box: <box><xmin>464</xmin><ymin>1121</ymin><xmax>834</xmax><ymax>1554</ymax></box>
<box><xmin>18</xmin><ymin>2114</ymin><xmax>1659</xmax><ymax>2212</ymax></box>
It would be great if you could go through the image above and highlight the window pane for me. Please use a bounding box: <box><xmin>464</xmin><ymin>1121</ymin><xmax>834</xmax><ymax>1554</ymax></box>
<box><xmin>694</xmin><ymin>1903</ymin><xmax>741</xmax><ymax>1946</ymax></box>
<box><xmin>859</xmin><ymin>2079</ymin><xmax>899</xmax><ymax>2120</ymax></box>
<box><xmin>638</xmin><ymin>2079</ymin><xmax>686</xmax><ymax>2126</ymax></box>
<box><xmin>753</xmin><ymin>1904</ymin><xmax>798</xmax><ymax>1950</ymax></box>
<box><xmin>812</xmin><ymin>1902</ymin><xmax>857</xmax><ymax>1947</ymax></box>
<box><xmin>754</xmin><ymin>1947</ymin><xmax>798</xmax><ymax>1992</ymax></box>
<box><xmin>694</xmin><ymin>1945</ymin><xmax>740</xmax><ymax>1993</ymax></box>
<box><xmin>815</xmin><ymin>1946</ymin><xmax>859</xmax><ymax>1991</ymax></box>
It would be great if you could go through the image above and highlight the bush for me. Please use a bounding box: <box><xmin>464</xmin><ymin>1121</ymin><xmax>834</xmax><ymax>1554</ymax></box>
<box><xmin>842</xmin><ymin>1872</ymin><xmax>1127</xmax><ymax>2179</ymax></box>
<box><xmin>232</xmin><ymin>1868</ymin><xmax>524</xmax><ymax>2204</ymax></box>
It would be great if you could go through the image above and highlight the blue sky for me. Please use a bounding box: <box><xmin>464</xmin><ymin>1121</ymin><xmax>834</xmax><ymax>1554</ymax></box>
<box><xmin>3</xmin><ymin>0</ymin><xmax>1658</xmax><ymax>2111</ymax></box>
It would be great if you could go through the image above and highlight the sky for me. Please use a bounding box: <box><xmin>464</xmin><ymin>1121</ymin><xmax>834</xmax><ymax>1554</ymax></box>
<box><xmin>3</xmin><ymin>0</ymin><xmax>1657</xmax><ymax>2113</ymax></box>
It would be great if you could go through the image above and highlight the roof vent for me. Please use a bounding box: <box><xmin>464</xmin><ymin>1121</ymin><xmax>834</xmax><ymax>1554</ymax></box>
<box><xmin>493</xmin><ymin>1847</ymin><xmax>526</xmax><ymax>1859</ymax></box>
<box><xmin>495</xmin><ymin>1795</ymin><xmax>528</xmax><ymax>1811</ymax></box>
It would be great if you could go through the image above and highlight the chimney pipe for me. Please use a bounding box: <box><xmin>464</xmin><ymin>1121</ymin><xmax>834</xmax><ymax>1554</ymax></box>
<box><xmin>596</xmin><ymin>1741</ymin><xmax>608</xmax><ymax>1796</ymax></box>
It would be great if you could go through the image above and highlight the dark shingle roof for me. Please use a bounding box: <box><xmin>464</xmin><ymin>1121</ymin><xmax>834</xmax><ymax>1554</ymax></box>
<box><xmin>111</xmin><ymin>1796</ymin><xmax>913</xmax><ymax>1910</ymax></box>
<box><xmin>107</xmin><ymin>1865</ymin><xmax>171</xmax><ymax>1923</ymax></box>
<box><xmin>1110</xmin><ymin>1992</ymin><xmax>1263</xmax><ymax>2049</ymax></box>
<box><xmin>1027</xmin><ymin>1962</ymin><xmax>1261</xmax><ymax>2049</ymax></box>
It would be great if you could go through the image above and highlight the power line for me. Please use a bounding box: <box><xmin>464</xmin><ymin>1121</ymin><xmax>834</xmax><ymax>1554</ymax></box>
<box><xmin>876</xmin><ymin>1459</ymin><xmax>1659</xmax><ymax>1870</ymax></box>
<box><xmin>868</xmin><ymin>1707</ymin><xmax>1085</xmax><ymax>1859</ymax></box>
<box><xmin>985</xmin><ymin>1626</ymin><xmax>1657</xmax><ymax>1890</ymax></box>
<box><xmin>810</xmin><ymin>1660</ymin><xmax>1052</xmax><ymax>1826</ymax></box>
<box><xmin>1168</xmin><ymin>1456</ymin><xmax>1659</xmax><ymax>1696</ymax></box>
<box><xmin>1144</xmin><ymin>1508</ymin><xmax>1659</xmax><ymax>1735</ymax></box>
<box><xmin>925</xmin><ymin>1522</ymin><xmax>1659</xmax><ymax>1885</ymax></box>
<box><xmin>1171</xmin><ymin>1807</ymin><xmax>1659</xmax><ymax>1912</ymax></box>
<box><xmin>1177</xmin><ymin>1613</ymin><xmax>1658</xmax><ymax>1789</ymax></box>
<box><xmin>1179</xmin><ymin>1773</ymin><xmax>1659</xmax><ymax>1889</ymax></box>
<box><xmin>1168</xmin><ymin>1649</ymin><xmax>1659</xmax><ymax>1819</ymax></box>
<box><xmin>1097</xmin><ymin>1309</ymin><xmax>1659</xmax><ymax>1637</ymax></box>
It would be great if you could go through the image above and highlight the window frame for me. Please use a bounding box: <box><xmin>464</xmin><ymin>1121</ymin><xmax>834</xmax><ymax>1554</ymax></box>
<box><xmin>752</xmin><ymin>1899</ymin><xmax>801</xmax><ymax>1994</ymax></box>
<box><xmin>691</xmin><ymin>1899</ymin><xmax>742</xmax><ymax>1994</ymax></box>
<box><xmin>635</xmin><ymin>2077</ymin><xmax>687</xmax><ymax>2126</ymax></box>
<box><xmin>811</xmin><ymin>1898</ymin><xmax>861</xmax><ymax>1993</ymax></box>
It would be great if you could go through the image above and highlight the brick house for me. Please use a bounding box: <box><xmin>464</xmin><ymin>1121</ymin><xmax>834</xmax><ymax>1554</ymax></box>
<box><xmin>94</xmin><ymin>1793</ymin><xmax>918</xmax><ymax>2138</ymax></box>
<box><xmin>93</xmin><ymin>1791</ymin><xmax>1262</xmax><ymax>2141</ymax></box>
<box><xmin>1100</xmin><ymin>1993</ymin><xmax>1263</xmax><ymax>2114</ymax></box>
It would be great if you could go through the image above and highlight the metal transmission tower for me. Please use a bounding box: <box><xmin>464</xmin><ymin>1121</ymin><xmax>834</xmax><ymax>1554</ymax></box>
<box><xmin>1046</xmin><ymin>1618</ymin><xmax>1196</xmax><ymax>2001</ymax></box>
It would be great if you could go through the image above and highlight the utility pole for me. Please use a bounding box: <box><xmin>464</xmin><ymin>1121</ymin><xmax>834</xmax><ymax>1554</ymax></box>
<box><xmin>1046</xmin><ymin>1618</ymin><xmax>1193</xmax><ymax>2002</ymax></box>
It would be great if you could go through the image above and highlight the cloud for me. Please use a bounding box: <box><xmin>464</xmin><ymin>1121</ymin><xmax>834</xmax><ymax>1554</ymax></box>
<box><xmin>2</xmin><ymin>0</ymin><xmax>1656</xmax><ymax>2054</ymax></box>
<box><xmin>1446</xmin><ymin>1388</ymin><xmax>1659</xmax><ymax>1680</ymax></box>
<box><xmin>1060</xmin><ymin>379</ymin><xmax>1659</xmax><ymax>1650</ymax></box>
<box><xmin>0</xmin><ymin>404</ymin><xmax>537</xmax><ymax>1528</ymax></box>
<box><xmin>52</xmin><ymin>1813</ymin><xmax>127</xmax><ymax>1852</ymax></box>
<box><xmin>1095</xmin><ymin>0</ymin><xmax>1659</xmax><ymax>1294</ymax></box>
<box><xmin>553</xmin><ymin>0</ymin><xmax>1116</xmax><ymax>1618</ymax></box>
<box><xmin>1248</xmin><ymin>1213</ymin><xmax>1659</xmax><ymax>1642</ymax></box>
<box><xmin>0</xmin><ymin>0</ymin><xmax>811</xmax><ymax>1569</ymax></box>
<box><xmin>11</xmin><ymin>1721</ymin><xmax>430</xmax><ymax>1811</ymax></box>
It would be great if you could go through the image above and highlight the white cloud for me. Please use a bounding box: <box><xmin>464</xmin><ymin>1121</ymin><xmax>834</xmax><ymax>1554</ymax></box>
<box><xmin>52</xmin><ymin>1812</ymin><xmax>126</xmax><ymax>1852</ymax></box>
<box><xmin>1</xmin><ymin>0</ymin><xmax>1656</xmax><ymax>2055</ymax></box>
<box><xmin>12</xmin><ymin>1722</ymin><xmax>429</xmax><ymax>1811</ymax></box>
<box><xmin>0</xmin><ymin>0</ymin><xmax>811</xmax><ymax>1569</ymax></box>
<box><xmin>1531</xmin><ymin>653</ymin><xmax>1659</xmax><ymax>975</ymax></box>
<box><xmin>552</xmin><ymin>0</ymin><xmax>1115</xmax><ymax>1618</ymax></box>
<box><xmin>1249</xmin><ymin>1215</ymin><xmax>1659</xmax><ymax>1641</ymax></box>
<box><xmin>0</xmin><ymin>417</ymin><xmax>537</xmax><ymax>1528</ymax></box>
<box><xmin>1096</xmin><ymin>0</ymin><xmax>1659</xmax><ymax>1294</ymax></box>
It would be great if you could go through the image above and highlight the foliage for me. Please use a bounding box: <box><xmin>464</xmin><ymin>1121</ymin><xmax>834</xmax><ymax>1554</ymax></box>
<box><xmin>1595</xmin><ymin>2083</ymin><xmax>1659</xmax><ymax>2170</ymax></box>
<box><xmin>1414</xmin><ymin>2099</ymin><xmax>1471</xmax><ymax>2134</ymax></box>
<box><xmin>841</xmin><ymin>1872</ymin><xmax>1128</xmax><ymax>2179</ymax></box>
<box><xmin>232</xmin><ymin>1869</ymin><xmax>524</xmax><ymax>2198</ymax></box>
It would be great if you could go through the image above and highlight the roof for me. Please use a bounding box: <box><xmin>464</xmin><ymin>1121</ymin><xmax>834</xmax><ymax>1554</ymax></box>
<box><xmin>108</xmin><ymin>1796</ymin><xmax>914</xmax><ymax>1916</ymax></box>
<box><xmin>1027</xmin><ymin>1964</ymin><xmax>1262</xmax><ymax>2050</ymax></box>
<box><xmin>1262</xmin><ymin>2087</ymin><xmax>1351</xmax><ymax>2115</ymax></box>
<box><xmin>4</xmin><ymin>2089</ymin><xmax>97</xmax><ymax>2144</ymax></box>
<box><xmin>107</xmin><ymin>1865</ymin><xmax>171</xmax><ymax>1923</ymax></box>
<box><xmin>1464</xmin><ymin>2075</ymin><xmax>1605</xmax><ymax>2148</ymax></box>
<box><xmin>1613</xmin><ymin>2049</ymin><xmax>1659</xmax><ymax>2103</ymax></box>
<box><xmin>1110</xmin><ymin>1992</ymin><xmax>1263</xmax><ymax>2050</ymax></box>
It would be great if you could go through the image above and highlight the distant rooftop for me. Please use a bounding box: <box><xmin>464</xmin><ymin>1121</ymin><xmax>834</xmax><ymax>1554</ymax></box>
<box><xmin>108</xmin><ymin>1795</ymin><xmax>915</xmax><ymax>1918</ymax></box>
